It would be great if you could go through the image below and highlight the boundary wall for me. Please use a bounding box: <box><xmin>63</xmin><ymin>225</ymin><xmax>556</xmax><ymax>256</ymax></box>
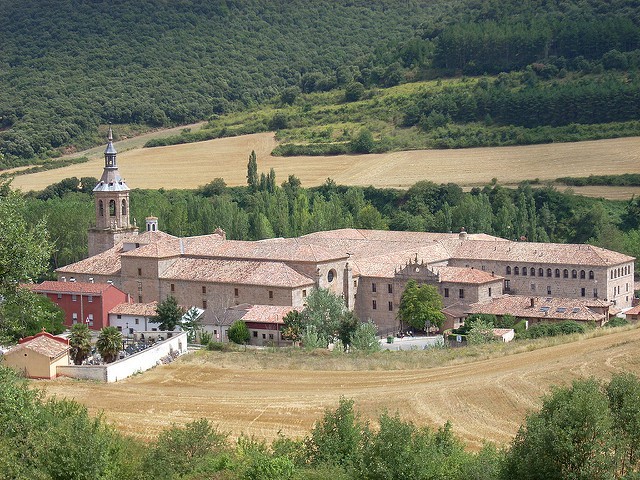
<box><xmin>57</xmin><ymin>332</ymin><xmax>187</xmax><ymax>382</ymax></box>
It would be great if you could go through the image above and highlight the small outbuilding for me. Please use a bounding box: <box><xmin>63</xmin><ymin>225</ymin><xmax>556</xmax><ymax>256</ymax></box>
<box><xmin>2</xmin><ymin>331</ymin><xmax>70</xmax><ymax>379</ymax></box>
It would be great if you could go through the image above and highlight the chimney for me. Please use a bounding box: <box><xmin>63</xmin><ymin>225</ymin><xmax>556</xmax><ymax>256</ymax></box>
<box><xmin>61</xmin><ymin>276</ymin><xmax>66</xmax><ymax>282</ymax></box>
<box><xmin>89</xmin><ymin>277</ymin><xmax>94</xmax><ymax>283</ymax></box>
<box><xmin>459</xmin><ymin>227</ymin><xmax>468</xmax><ymax>241</ymax></box>
<box><xmin>107</xmin><ymin>280</ymin><xmax>114</xmax><ymax>285</ymax></box>
<box><xmin>70</xmin><ymin>277</ymin><xmax>76</xmax><ymax>283</ymax></box>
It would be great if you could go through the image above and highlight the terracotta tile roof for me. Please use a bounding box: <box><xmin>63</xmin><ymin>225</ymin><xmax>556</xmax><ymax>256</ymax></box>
<box><xmin>301</xmin><ymin>228</ymin><xmax>504</xmax><ymax>243</ymax></box>
<box><xmin>30</xmin><ymin>280</ymin><xmax>117</xmax><ymax>295</ymax></box>
<box><xmin>193</xmin><ymin>237</ymin><xmax>347</xmax><ymax>263</ymax></box>
<box><xmin>10</xmin><ymin>332</ymin><xmax>69</xmax><ymax>359</ymax></box>
<box><xmin>233</xmin><ymin>304</ymin><xmax>301</xmax><ymax>325</ymax></box>
<box><xmin>451</xmin><ymin>240</ymin><xmax>634</xmax><ymax>266</ymax></box>
<box><xmin>467</xmin><ymin>295</ymin><xmax>608</xmax><ymax>322</ymax></box>
<box><xmin>109</xmin><ymin>301</ymin><xmax>158</xmax><ymax>316</ymax></box>
<box><xmin>56</xmin><ymin>242</ymin><xmax>123</xmax><ymax>275</ymax></box>
<box><xmin>442</xmin><ymin>302</ymin><xmax>468</xmax><ymax>318</ymax></box>
<box><xmin>160</xmin><ymin>258</ymin><xmax>314</xmax><ymax>288</ymax></box>
<box><xmin>625</xmin><ymin>305</ymin><xmax>640</xmax><ymax>316</ymax></box>
<box><xmin>435</xmin><ymin>266</ymin><xmax>503</xmax><ymax>284</ymax></box>
<box><xmin>351</xmin><ymin>244</ymin><xmax>453</xmax><ymax>278</ymax></box>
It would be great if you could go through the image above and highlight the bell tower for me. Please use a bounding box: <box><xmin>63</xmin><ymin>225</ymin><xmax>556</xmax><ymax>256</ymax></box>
<box><xmin>88</xmin><ymin>127</ymin><xmax>138</xmax><ymax>256</ymax></box>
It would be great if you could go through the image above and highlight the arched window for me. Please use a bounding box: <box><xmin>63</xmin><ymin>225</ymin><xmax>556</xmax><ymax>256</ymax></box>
<box><xmin>514</xmin><ymin>267</ymin><xmax>519</xmax><ymax>275</ymax></box>
<box><xmin>522</xmin><ymin>267</ymin><xmax>527</xmax><ymax>276</ymax></box>
<box><xmin>531</xmin><ymin>268</ymin><xmax>536</xmax><ymax>276</ymax></box>
<box><xmin>121</xmin><ymin>199</ymin><xmax>127</xmax><ymax>216</ymax></box>
<box><xmin>547</xmin><ymin>268</ymin><xmax>552</xmax><ymax>277</ymax></box>
<box><xmin>580</xmin><ymin>270</ymin><xmax>585</xmax><ymax>279</ymax></box>
<box><xmin>99</xmin><ymin>200</ymin><xmax>104</xmax><ymax>217</ymax></box>
<box><xmin>572</xmin><ymin>269</ymin><xmax>577</xmax><ymax>279</ymax></box>
<box><xmin>109</xmin><ymin>199</ymin><xmax>116</xmax><ymax>216</ymax></box>
<box><xmin>555</xmin><ymin>269</ymin><xmax>560</xmax><ymax>278</ymax></box>
<box><xmin>589</xmin><ymin>270</ymin><xmax>594</xmax><ymax>280</ymax></box>
<box><xmin>539</xmin><ymin>268</ymin><xmax>544</xmax><ymax>277</ymax></box>
<box><xmin>563</xmin><ymin>269</ymin><xmax>569</xmax><ymax>278</ymax></box>
<box><xmin>506</xmin><ymin>266</ymin><xmax>511</xmax><ymax>275</ymax></box>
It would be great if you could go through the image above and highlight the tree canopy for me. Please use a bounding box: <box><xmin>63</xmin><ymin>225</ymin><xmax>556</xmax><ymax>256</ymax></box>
<box><xmin>151</xmin><ymin>296</ymin><xmax>185</xmax><ymax>331</ymax></box>
<box><xmin>398</xmin><ymin>280</ymin><xmax>445</xmax><ymax>332</ymax></box>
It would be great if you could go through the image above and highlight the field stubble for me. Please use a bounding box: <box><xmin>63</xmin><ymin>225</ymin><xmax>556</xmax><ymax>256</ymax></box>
<box><xmin>10</xmin><ymin>133</ymin><xmax>640</xmax><ymax>199</ymax></box>
<box><xmin>41</xmin><ymin>325</ymin><xmax>640</xmax><ymax>451</ymax></box>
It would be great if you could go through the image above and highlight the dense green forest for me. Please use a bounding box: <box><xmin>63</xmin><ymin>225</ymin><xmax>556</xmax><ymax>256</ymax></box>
<box><xmin>4</xmin><ymin>363</ymin><xmax>640</xmax><ymax>479</ymax></box>
<box><xmin>2</xmin><ymin>0</ymin><xmax>640</xmax><ymax>167</ymax></box>
<box><xmin>20</xmin><ymin>171</ymin><xmax>640</xmax><ymax>276</ymax></box>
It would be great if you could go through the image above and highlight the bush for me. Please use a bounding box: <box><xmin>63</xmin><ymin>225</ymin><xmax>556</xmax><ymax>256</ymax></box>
<box><xmin>228</xmin><ymin>321</ymin><xmax>250</xmax><ymax>345</ymax></box>
<box><xmin>605</xmin><ymin>317</ymin><xmax>629</xmax><ymax>328</ymax></box>
<box><xmin>207</xmin><ymin>341</ymin><xmax>231</xmax><ymax>351</ymax></box>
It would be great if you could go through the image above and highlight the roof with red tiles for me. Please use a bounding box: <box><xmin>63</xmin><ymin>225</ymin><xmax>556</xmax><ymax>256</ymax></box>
<box><xmin>30</xmin><ymin>280</ymin><xmax>122</xmax><ymax>295</ymax></box>
<box><xmin>233</xmin><ymin>304</ymin><xmax>301</xmax><ymax>325</ymax></box>
<box><xmin>9</xmin><ymin>332</ymin><xmax>69</xmax><ymax>359</ymax></box>
<box><xmin>109</xmin><ymin>301</ymin><xmax>158</xmax><ymax>316</ymax></box>
<box><xmin>467</xmin><ymin>295</ymin><xmax>608</xmax><ymax>322</ymax></box>
<box><xmin>160</xmin><ymin>257</ymin><xmax>315</xmax><ymax>288</ymax></box>
<box><xmin>625</xmin><ymin>305</ymin><xmax>640</xmax><ymax>316</ymax></box>
<box><xmin>56</xmin><ymin>241</ymin><xmax>124</xmax><ymax>275</ymax></box>
<box><xmin>435</xmin><ymin>266</ymin><xmax>503</xmax><ymax>284</ymax></box>
<box><xmin>451</xmin><ymin>240</ymin><xmax>634</xmax><ymax>266</ymax></box>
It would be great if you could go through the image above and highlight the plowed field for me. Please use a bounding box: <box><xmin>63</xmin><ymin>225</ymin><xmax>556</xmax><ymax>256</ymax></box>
<box><xmin>41</xmin><ymin>327</ymin><xmax>640</xmax><ymax>450</ymax></box>
<box><xmin>11</xmin><ymin>133</ymin><xmax>640</xmax><ymax>199</ymax></box>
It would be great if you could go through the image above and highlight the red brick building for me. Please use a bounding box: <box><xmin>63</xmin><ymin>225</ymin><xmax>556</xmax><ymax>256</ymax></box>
<box><xmin>31</xmin><ymin>280</ymin><xmax>131</xmax><ymax>330</ymax></box>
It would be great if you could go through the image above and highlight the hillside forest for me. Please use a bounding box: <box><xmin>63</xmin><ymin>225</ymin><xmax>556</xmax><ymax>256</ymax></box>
<box><xmin>2</xmin><ymin>0</ymin><xmax>640</xmax><ymax>167</ymax></box>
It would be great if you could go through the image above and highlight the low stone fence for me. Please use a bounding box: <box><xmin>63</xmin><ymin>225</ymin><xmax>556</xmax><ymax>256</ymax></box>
<box><xmin>57</xmin><ymin>332</ymin><xmax>187</xmax><ymax>382</ymax></box>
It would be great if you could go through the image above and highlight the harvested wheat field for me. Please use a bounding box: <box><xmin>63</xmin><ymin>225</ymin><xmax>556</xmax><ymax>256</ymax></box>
<box><xmin>42</xmin><ymin>327</ymin><xmax>640</xmax><ymax>450</ymax></box>
<box><xmin>11</xmin><ymin>133</ymin><xmax>640</xmax><ymax>197</ymax></box>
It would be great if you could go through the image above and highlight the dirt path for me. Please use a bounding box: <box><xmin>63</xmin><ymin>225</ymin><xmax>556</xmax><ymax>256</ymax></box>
<box><xmin>10</xmin><ymin>133</ymin><xmax>640</xmax><ymax>198</ymax></box>
<box><xmin>41</xmin><ymin>328</ymin><xmax>640</xmax><ymax>450</ymax></box>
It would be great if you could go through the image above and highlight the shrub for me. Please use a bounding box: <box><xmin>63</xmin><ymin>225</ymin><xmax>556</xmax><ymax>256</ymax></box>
<box><xmin>228</xmin><ymin>321</ymin><xmax>250</xmax><ymax>345</ymax></box>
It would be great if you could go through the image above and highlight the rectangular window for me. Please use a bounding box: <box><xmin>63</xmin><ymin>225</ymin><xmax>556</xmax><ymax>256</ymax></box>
<box><xmin>202</xmin><ymin>300</ymin><xmax>207</xmax><ymax>309</ymax></box>
<box><xmin>302</xmin><ymin>289</ymin><xmax>307</xmax><ymax>298</ymax></box>
<box><xmin>504</xmin><ymin>280</ymin><xmax>510</xmax><ymax>291</ymax></box>
<box><xmin>72</xmin><ymin>294</ymin><xmax>77</xmax><ymax>302</ymax></box>
<box><xmin>262</xmin><ymin>334</ymin><xmax>266</xmax><ymax>339</ymax></box>
<box><xmin>269</xmin><ymin>290</ymin><xmax>273</xmax><ymax>299</ymax></box>
<box><xmin>444</xmin><ymin>288</ymin><xmax>449</xmax><ymax>298</ymax></box>
<box><xmin>488</xmin><ymin>287</ymin><xmax>492</xmax><ymax>297</ymax></box>
<box><xmin>87</xmin><ymin>314</ymin><xmax>93</xmax><ymax>327</ymax></box>
<box><xmin>234</xmin><ymin>288</ymin><xmax>239</xmax><ymax>297</ymax></box>
<box><xmin>117</xmin><ymin>314</ymin><xmax>122</xmax><ymax>319</ymax></box>
<box><xmin>202</xmin><ymin>286</ymin><xmax>206</xmax><ymax>294</ymax></box>
<box><xmin>253</xmin><ymin>331</ymin><xmax>257</xmax><ymax>337</ymax></box>
<box><xmin>137</xmin><ymin>268</ymin><xmax>142</xmax><ymax>276</ymax></box>
<box><xmin>459</xmin><ymin>289</ymin><xmax>464</xmax><ymax>299</ymax></box>
<box><xmin>388</xmin><ymin>301</ymin><xmax>393</xmax><ymax>311</ymax></box>
<box><xmin>547</xmin><ymin>286</ymin><xmax>552</xmax><ymax>295</ymax></box>
<box><xmin>372</xmin><ymin>283</ymin><xmax>377</xmax><ymax>293</ymax></box>
<box><xmin>72</xmin><ymin>313</ymin><xmax>78</xmax><ymax>323</ymax></box>
<box><xmin>171</xmin><ymin>283</ymin><xmax>175</xmax><ymax>292</ymax></box>
<box><xmin>581</xmin><ymin>288</ymin><xmax>586</xmax><ymax>297</ymax></box>
<box><xmin>593</xmin><ymin>288</ymin><xmax>598</xmax><ymax>298</ymax></box>
<box><xmin>57</xmin><ymin>293</ymin><xmax>62</xmax><ymax>299</ymax></box>
<box><xmin>353</xmin><ymin>280</ymin><xmax>357</xmax><ymax>287</ymax></box>
<box><xmin>372</xmin><ymin>300</ymin><xmax>377</xmax><ymax>310</ymax></box>
<box><xmin>117</xmin><ymin>326</ymin><xmax>122</xmax><ymax>332</ymax></box>
<box><xmin>388</xmin><ymin>284</ymin><xmax>393</xmax><ymax>294</ymax></box>
<box><xmin>87</xmin><ymin>295</ymin><xmax>93</xmax><ymax>303</ymax></box>
<box><xmin>531</xmin><ymin>283</ymin><xmax>536</xmax><ymax>291</ymax></box>
<box><xmin>138</xmin><ymin>295</ymin><xmax>143</xmax><ymax>303</ymax></box>
<box><xmin>269</xmin><ymin>333</ymin><xmax>274</xmax><ymax>340</ymax></box>
<box><xmin>135</xmin><ymin>318</ymin><xmax>139</xmax><ymax>325</ymax></box>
